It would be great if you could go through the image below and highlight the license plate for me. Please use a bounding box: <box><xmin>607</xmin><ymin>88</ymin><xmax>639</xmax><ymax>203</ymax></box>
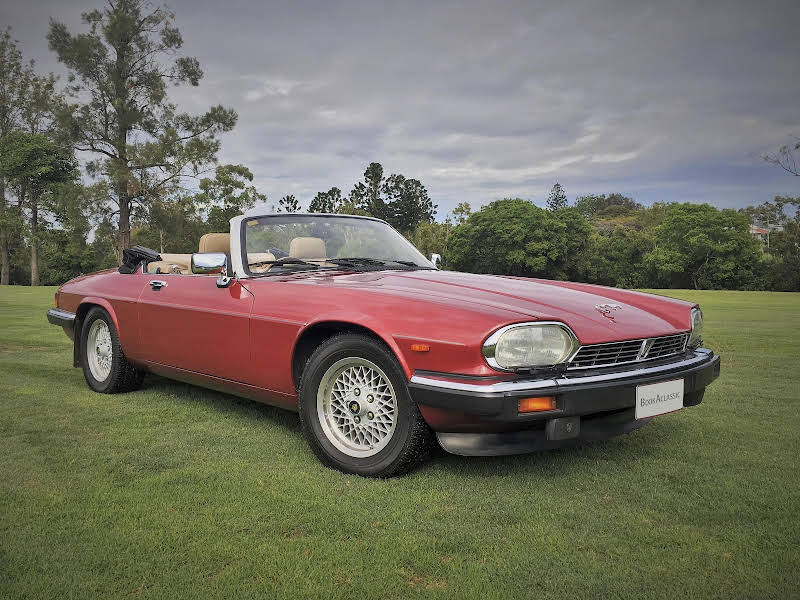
<box><xmin>635</xmin><ymin>378</ymin><xmax>684</xmax><ymax>419</ymax></box>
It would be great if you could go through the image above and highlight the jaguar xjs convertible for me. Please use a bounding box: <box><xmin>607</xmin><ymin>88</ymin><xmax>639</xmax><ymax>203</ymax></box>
<box><xmin>47</xmin><ymin>208</ymin><xmax>721</xmax><ymax>477</ymax></box>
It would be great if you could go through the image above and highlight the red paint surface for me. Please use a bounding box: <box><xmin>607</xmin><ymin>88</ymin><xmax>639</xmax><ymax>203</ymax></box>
<box><xmin>56</xmin><ymin>267</ymin><xmax>695</xmax><ymax>423</ymax></box>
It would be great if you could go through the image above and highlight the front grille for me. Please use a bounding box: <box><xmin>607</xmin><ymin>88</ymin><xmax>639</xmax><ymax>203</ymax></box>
<box><xmin>568</xmin><ymin>333</ymin><xmax>689</xmax><ymax>370</ymax></box>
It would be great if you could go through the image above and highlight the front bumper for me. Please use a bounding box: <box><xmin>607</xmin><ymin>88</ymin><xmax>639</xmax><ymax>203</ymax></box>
<box><xmin>408</xmin><ymin>348</ymin><xmax>721</xmax><ymax>456</ymax></box>
<box><xmin>47</xmin><ymin>308</ymin><xmax>76</xmax><ymax>338</ymax></box>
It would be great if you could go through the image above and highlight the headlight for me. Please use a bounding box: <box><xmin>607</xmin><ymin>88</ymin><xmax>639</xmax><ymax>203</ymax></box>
<box><xmin>483</xmin><ymin>322</ymin><xmax>579</xmax><ymax>370</ymax></box>
<box><xmin>688</xmin><ymin>307</ymin><xmax>703</xmax><ymax>348</ymax></box>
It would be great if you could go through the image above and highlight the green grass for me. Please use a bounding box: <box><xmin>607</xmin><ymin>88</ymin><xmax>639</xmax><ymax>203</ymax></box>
<box><xmin>1</xmin><ymin>287</ymin><xmax>798</xmax><ymax>599</ymax></box>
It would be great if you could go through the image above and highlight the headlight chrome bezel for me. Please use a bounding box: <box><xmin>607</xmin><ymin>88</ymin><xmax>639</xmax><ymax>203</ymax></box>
<box><xmin>688</xmin><ymin>307</ymin><xmax>703</xmax><ymax>348</ymax></box>
<box><xmin>482</xmin><ymin>321</ymin><xmax>581</xmax><ymax>371</ymax></box>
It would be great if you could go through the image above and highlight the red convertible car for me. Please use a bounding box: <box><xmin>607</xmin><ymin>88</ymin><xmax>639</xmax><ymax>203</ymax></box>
<box><xmin>47</xmin><ymin>209</ymin><xmax>720</xmax><ymax>477</ymax></box>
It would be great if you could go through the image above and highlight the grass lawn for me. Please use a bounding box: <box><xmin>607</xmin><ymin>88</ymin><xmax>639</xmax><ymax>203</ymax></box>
<box><xmin>1</xmin><ymin>286</ymin><xmax>798</xmax><ymax>599</ymax></box>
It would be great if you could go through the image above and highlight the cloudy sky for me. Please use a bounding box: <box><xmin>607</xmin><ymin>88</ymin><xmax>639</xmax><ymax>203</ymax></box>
<box><xmin>2</xmin><ymin>0</ymin><xmax>798</xmax><ymax>217</ymax></box>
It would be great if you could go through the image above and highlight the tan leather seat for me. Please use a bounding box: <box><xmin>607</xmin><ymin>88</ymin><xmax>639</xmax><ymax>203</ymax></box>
<box><xmin>199</xmin><ymin>233</ymin><xmax>230</xmax><ymax>254</ymax></box>
<box><xmin>248</xmin><ymin>252</ymin><xmax>276</xmax><ymax>273</ymax></box>
<box><xmin>289</xmin><ymin>237</ymin><xmax>326</xmax><ymax>260</ymax></box>
<box><xmin>147</xmin><ymin>253</ymin><xmax>192</xmax><ymax>274</ymax></box>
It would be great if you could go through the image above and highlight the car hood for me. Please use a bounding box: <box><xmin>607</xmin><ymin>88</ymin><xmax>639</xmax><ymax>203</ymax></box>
<box><xmin>290</xmin><ymin>269</ymin><xmax>694</xmax><ymax>345</ymax></box>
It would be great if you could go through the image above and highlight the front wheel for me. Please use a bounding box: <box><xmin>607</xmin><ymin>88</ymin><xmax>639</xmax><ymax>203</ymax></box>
<box><xmin>80</xmin><ymin>307</ymin><xmax>145</xmax><ymax>393</ymax></box>
<box><xmin>298</xmin><ymin>334</ymin><xmax>433</xmax><ymax>477</ymax></box>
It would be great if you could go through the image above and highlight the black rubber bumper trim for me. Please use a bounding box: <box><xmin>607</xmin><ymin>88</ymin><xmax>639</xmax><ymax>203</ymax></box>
<box><xmin>437</xmin><ymin>408</ymin><xmax>650</xmax><ymax>456</ymax></box>
<box><xmin>47</xmin><ymin>308</ymin><xmax>76</xmax><ymax>331</ymax></box>
<box><xmin>408</xmin><ymin>351</ymin><xmax>721</xmax><ymax>424</ymax></box>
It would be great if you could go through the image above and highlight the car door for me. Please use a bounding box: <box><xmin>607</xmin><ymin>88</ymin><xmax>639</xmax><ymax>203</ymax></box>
<box><xmin>137</xmin><ymin>274</ymin><xmax>255</xmax><ymax>382</ymax></box>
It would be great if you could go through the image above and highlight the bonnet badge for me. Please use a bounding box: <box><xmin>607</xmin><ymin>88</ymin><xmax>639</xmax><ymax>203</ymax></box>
<box><xmin>595</xmin><ymin>303</ymin><xmax>622</xmax><ymax>318</ymax></box>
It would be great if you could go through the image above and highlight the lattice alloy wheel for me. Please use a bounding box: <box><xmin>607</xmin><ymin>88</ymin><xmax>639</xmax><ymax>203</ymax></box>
<box><xmin>317</xmin><ymin>357</ymin><xmax>398</xmax><ymax>458</ymax></box>
<box><xmin>80</xmin><ymin>306</ymin><xmax>145</xmax><ymax>394</ymax></box>
<box><xmin>298</xmin><ymin>333</ymin><xmax>433</xmax><ymax>477</ymax></box>
<box><xmin>86</xmin><ymin>319</ymin><xmax>113</xmax><ymax>382</ymax></box>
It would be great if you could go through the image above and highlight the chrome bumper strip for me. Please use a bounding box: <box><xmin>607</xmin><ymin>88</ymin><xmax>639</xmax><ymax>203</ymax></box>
<box><xmin>410</xmin><ymin>348</ymin><xmax>715</xmax><ymax>394</ymax></box>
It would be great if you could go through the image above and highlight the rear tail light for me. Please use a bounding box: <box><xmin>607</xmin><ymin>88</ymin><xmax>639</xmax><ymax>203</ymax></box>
<box><xmin>54</xmin><ymin>292</ymin><xmax>59</xmax><ymax>308</ymax></box>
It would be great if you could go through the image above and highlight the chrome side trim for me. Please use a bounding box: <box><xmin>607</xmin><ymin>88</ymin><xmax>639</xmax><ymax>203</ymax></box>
<box><xmin>410</xmin><ymin>348</ymin><xmax>714</xmax><ymax>394</ymax></box>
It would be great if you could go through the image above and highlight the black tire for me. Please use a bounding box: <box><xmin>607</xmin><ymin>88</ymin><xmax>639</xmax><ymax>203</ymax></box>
<box><xmin>298</xmin><ymin>334</ymin><xmax>433</xmax><ymax>477</ymax></box>
<box><xmin>80</xmin><ymin>307</ymin><xmax>145</xmax><ymax>394</ymax></box>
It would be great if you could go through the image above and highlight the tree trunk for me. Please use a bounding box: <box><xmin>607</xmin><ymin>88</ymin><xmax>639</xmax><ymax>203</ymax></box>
<box><xmin>30</xmin><ymin>201</ymin><xmax>39</xmax><ymax>286</ymax></box>
<box><xmin>114</xmin><ymin>130</ymin><xmax>131</xmax><ymax>263</ymax></box>
<box><xmin>118</xmin><ymin>196</ymin><xmax>130</xmax><ymax>262</ymax></box>
<box><xmin>0</xmin><ymin>178</ymin><xmax>8</xmax><ymax>285</ymax></box>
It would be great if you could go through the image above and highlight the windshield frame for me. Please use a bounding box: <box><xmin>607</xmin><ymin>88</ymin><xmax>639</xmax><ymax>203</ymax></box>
<box><xmin>237</xmin><ymin>213</ymin><xmax>435</xmax><ymax>278</ymax></box>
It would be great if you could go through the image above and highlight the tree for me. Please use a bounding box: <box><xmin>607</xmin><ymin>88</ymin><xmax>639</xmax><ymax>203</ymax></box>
<box><xmin>382</xmin><ymin>174</ymin><xmax>436</xmax><ymax>235</ymax></box>
<box><xmin>574</xmin><ymin>193</ymin><xmax>641</xmax><ymax>218</ymax></box>
<box><xmin>132</xmin><ymin>194</ymin><xmax>205</xmax><ymax>253</ymax></box>
<box><xmin>766</xmin><ymin>221</ymin><xmax>800</xmax><ymax>290</ymax></box>
<box><xmin>48</xmin><ymin>0</ymin><xmax>237</xmax><ymax>258</ymax></box>
<box><xmin>38</xmin><ymin>181</ymin><xmax>95</xmax><ymax>285</ymax></box>
<box><xmin>452</xmin><ymin>202</ymin><xmax>471</xmax><ymax>225</ymax></box>
<box><xmin>546</xmin><ymin>182</ymin><xmax>568</xmax><ymax>211</ymax></box>
<box><xmin>642</xmin><ymin>203</ymin><xmax>761</xmax><ymax>289</ymax></box>
<box><xmin>192</xmin><ymin>164</ymin><xmax>265</xmax><ymax>232</ymax></box>
<box><xmin>762</xmin><ymin>135</ymin><xmax>799</xmax><ymax>176</ymax></box>
<box><xmin>309</xmin><ymin>187</ymin><xmax>344</xmax><ymax>213</ymax></box>
<box><xmin>740</xmin><ymin>196</ymin><xmax>799</xmax><ymax>227</ymax></box>
<box><xmin>447</xmin><ymin>198</ymin><xmax>590</xmax><ymax>279</ymax></box>
<box><xmin>412</xmin><ymin>218</ymin><xmax>453</xmax><ymax>266</ymax></box>
<box><xmin>278</xmin><ymin>194</ymin><xmax>301</xmax><ymax>212</ymax></box>
<box><xmin>589</xmin><ymin>227</ymin><xmax>653</xmax><ymax>288</ymax></box>
<box><xmin>0</xmin><ymin>28</ymin><xmax>35</xmax><ymax>284</ymax></box>
<box><xmin>0</xmin><ymin>132</ymin><xmax>76</xmax><ymax>284</ymax></box>
<box><xmin>349</xmin><ymin>162</ymin><xmax>388</xmax><ymax>219</ymax></box>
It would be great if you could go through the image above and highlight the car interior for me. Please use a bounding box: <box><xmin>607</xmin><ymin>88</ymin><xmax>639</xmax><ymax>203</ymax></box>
<box><xmin>145</xmin><ymin>233</ymin><xmax>328</xmax><ymax>275</ymax></box>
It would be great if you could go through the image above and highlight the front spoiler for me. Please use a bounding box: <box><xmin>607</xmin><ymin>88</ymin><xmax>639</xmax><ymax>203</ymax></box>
<box><xmin>436</xmin><ymin>408</ymin><xmax>651</xmax><ymax>456</ymax></box>
<box><xmin>408</xmin><ymin>348</ymin><xmax>721</xmax><ymax>455</ymax></box>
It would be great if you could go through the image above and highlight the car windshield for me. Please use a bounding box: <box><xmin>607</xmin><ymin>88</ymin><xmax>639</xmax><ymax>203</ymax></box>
<box><xmin>242</xmin><ymin>214</ymin><xmax>434</xmax><ymax>275</ymax></box>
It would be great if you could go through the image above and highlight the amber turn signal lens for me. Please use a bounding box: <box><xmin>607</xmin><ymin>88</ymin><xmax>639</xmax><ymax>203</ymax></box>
<box><xmin>410</xmin><ymin>344</ymin><xmax>430</xmax><ymax>352</ymax></box>
<box><xmin>518</xmin><ymin>396</ymin><xmax>556</xmax><ymax>413</ymax></box>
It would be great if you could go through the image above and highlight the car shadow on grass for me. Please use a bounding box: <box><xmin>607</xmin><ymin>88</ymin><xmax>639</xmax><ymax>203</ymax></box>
<box><xmin>136</xmin><ymin>374</ymin><xmax>689</xmax><ymax>479</ymax></box>
<box><xmin>422</xmin><ymin>419</ymin><xmax>688</xmax><ymax>479</ymax></box>
<box><xmin>139</xmin><ymin>374</ymin><xmax>303</xmax><ymax>434</ymax></box>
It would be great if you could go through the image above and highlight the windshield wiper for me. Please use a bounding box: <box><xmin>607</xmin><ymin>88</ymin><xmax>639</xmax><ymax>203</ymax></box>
<box><xmin>248</xmin><ymin>257</ymin><xmax>328</xmax><ymax>276</ymax></box>
<box><xmin>250</xmin><ymin>256</ymin><xmax>436</xmax><ymax>276</ymax></box>
<box><xmin>392</xmin><ymin>260</ymin><xmax>437</xmax><ymax>270</ymax></box>
<box><xmin>327</xmin><ymin>257</ymin><xmax>386</xmax><ymax>267</ymax></box>
<box><xmin>327</xmin><ymin>257</ymin><xmax>436</xmax><ymax>270</ymax></box>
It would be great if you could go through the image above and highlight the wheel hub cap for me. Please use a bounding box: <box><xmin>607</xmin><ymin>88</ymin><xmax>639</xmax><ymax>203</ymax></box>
<box><xmin>86</xmin><ymin>319</ymin><xmax>112</xmax><ymax>382</ymax></box>
<box><xmin>317</xmin><ymin>357</ymin><xmax>398</xmax><ymax>458</ymax></box>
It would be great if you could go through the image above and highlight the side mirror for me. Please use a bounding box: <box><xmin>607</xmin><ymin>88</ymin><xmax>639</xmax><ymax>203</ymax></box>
<box><xmin>430</xmin><ymin>253</ymin><xmax>442</xmax><ymax>268</ymax></box>
<box><xmin>191</xmin><ymin>252</ymin><xmax>232</xmax><ymax>288</ymax></box>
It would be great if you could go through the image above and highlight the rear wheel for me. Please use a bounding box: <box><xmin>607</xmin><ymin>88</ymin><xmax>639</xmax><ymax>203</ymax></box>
<box><xmin>80</xmin><ymin>307</ymin><xmax>144</xmax><ymax>393</ymax></box>
<box><xmin>299</xmin><ymin>334</ymin><xmax>432</xmax><ymax>477</ymax></box>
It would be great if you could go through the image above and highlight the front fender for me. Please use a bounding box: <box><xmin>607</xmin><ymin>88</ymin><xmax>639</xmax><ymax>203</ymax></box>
<box><xmin>299</xmin><ymin>312</ymin><xmax>413</xmax><ymax>378</ymax></box>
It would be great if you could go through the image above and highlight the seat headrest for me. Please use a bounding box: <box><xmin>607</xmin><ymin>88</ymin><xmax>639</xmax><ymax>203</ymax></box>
<box><xmin>289</xmin><ymin>237</ymin><xmax>326</xmax><ymax>259</ymax></box>
<box><xmin>199</xmin><ymin>233</ymin><xmax>230</xmax><ymax>254</ymax></box>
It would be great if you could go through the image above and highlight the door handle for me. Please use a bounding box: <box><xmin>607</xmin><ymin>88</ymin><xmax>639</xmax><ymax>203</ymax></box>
<box><xmin>149</xmin><ymin>280</ymin><xmax>168</xmax><ymax>290</ymax></box>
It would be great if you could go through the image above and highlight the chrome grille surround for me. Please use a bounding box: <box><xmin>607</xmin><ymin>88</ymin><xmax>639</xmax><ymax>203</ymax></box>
<box><xmin>568</xmin><ymin>333</ymin><xmax>689</xmax><ymax>370</ymax></box>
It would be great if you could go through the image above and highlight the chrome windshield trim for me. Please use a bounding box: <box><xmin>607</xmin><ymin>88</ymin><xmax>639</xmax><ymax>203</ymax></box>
<box><xmin>410</xmin><ymin>348</ymin><xmax>714</xmax><ymax>394</ymax></box>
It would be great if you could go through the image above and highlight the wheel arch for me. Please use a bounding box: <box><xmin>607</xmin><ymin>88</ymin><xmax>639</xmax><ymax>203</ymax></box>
<box><xmin>72</xmin><ymin>298</ymin><xmax>121</xmax><ymax>368</ymax></box>
<box><xmin>291</xmin><ymin>319</ymin><xmax>411</xmax><ymax>390</ymax></box>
